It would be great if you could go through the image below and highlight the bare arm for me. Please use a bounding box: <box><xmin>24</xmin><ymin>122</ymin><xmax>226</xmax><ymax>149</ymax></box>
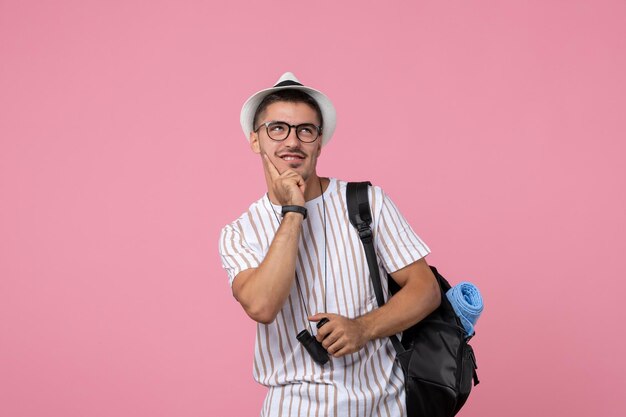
<box><xmin>357</xmin><ymin>257</ymin><xmax>440</xmax><ymax>338</ymax></box>
<box><xmin>232</xmin><ymin>154</ymin><xmax>307</xmax><ymax>324</ymax></box>
<box><xmin>232</xmin><ymin>212</ymin><xmax>303</xmax><ymax>324</ymax></box>
<box><xmin>312</xmin><ymin>257</ymin><xmax>441</xmax><ymax>357</ymax></box>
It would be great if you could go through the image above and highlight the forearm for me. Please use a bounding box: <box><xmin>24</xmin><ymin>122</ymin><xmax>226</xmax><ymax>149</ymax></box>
<box><xmin>234</xmin><ymin>213</ymin><xmax>303</xmax><ymax>323</ymax></box>
<box><xmin>356</xmin><ymin>275</ymin><xmax>441</xmax><ymax>341</ymax></box>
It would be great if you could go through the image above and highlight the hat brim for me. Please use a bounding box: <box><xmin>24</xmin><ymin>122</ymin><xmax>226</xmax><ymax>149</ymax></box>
<box><xmin>240</xmin><ymin>84</ymin><xmax>336</xmax><ymax>147</ymax></box>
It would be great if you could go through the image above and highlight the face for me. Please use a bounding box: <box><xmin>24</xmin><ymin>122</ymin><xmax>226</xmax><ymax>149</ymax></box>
<box><xmin>250</xmin><ymin>101</ymin><xmax>322</xmax><ymax>182</ymax></box>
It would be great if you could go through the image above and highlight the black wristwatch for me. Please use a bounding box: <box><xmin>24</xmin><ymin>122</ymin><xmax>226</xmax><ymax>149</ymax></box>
<box><xmin>281</xmin><ymin>205</ymin><xmax>307</xmax><ymax>219</ymax></box>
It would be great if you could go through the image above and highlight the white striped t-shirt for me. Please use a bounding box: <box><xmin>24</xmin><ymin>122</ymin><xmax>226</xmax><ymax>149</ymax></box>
<box><xmin>219</xmin><ymin>178</ymin><xmax>430</xmax><ymax>417</ymax></box>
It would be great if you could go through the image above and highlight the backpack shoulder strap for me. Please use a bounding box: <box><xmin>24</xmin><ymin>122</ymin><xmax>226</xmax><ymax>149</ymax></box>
<box><xmin>346</xmin><ymin>181</ymin><xmax>404</xmax><ymax>354</ymax></box>
<box><xmin>346</xmin><ymin>181</ymin><xmax>384</xmax><ymax>308</ymax></box>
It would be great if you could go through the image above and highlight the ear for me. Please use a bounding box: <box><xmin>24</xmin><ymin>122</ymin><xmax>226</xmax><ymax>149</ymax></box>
<box><xmin>250</xmin><ymin>131</ymin><xmax>261</xmax><ymax>154</ymax></box>
<box><xmin>315</xmin><ymin>137</ymin><xmax>322</xmax><ymax>157</ymax></box>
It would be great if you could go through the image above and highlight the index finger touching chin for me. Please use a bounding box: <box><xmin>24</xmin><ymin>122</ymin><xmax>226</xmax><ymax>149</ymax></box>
<box><xmin>262</xmin><ymin>153</ymin><xmax>280</xmax><ymax>177</ymax></box>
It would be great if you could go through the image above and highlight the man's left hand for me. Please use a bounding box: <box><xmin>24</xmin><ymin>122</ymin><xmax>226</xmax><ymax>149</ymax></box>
<box><xmin>309</xmin><ymin>313</ymin><xmax>370</xmax><ymax>357</ymax></box>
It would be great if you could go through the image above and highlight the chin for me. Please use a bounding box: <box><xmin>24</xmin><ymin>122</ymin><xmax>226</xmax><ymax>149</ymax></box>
<box><xmin>290</xmin><ymin>166</ymin><xmax>310</xmax><ymax>180</ymax></box>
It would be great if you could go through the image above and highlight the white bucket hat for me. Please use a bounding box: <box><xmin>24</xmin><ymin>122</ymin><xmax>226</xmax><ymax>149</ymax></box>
<box><xmin>240</xmin><ymin>72</ymin><xmax>337</xmax><ymax>147</ymax></box>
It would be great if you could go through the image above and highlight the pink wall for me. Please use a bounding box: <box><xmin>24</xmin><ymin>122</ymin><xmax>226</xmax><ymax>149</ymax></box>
<box><xmin>1</xmin><ymin>1</ymin><xmax>625</xmax><ymax>416</ymax></box>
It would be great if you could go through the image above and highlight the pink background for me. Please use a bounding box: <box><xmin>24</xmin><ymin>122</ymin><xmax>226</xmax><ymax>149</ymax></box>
<box><xmin>1</xmin><ymin>0</ymin><xmax>625</xmax><ymax>416</ymax></box>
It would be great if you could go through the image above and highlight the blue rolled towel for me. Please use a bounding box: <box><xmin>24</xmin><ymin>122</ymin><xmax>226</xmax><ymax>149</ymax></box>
<box><xmin>446</xmin><ymin>282</ymin><xmax>484</xmax><ymax>338</ymax></box>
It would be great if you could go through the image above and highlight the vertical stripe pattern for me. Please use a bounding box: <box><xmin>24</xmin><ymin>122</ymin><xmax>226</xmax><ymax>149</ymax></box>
<box><xmin>218</xmin><ymin>179</ymin><xmax>430</xmax><ymax>417</ymax></box>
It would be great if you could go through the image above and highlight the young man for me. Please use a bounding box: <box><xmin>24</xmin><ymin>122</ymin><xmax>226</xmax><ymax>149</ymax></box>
<box><xmin>219</xmin><ymin>72</ymin><xmax>440</xmax><ymax>417</ymax></box>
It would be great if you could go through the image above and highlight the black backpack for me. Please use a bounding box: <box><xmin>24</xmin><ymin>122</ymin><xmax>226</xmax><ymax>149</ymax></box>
<box><xmin>346</xmin><ymin>182</ymin><xmax>479</xmax><ymax>417</ymax></box>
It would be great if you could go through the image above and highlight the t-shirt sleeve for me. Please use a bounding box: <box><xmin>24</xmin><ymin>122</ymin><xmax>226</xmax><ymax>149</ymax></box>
<box><xmin>375</xmin><ymin>191</ymin><xmax>431</xmax><ymax>273</ymax></box>
<box><xmin>218</xmin><ymin>222</ymin><xmax>262</xmax><ymax>287</ymax></box>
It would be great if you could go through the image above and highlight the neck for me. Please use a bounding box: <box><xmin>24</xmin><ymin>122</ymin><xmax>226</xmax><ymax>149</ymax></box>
<box><xmin>303</xmin><ymin>173</ymin><xmax>327</xmax><ymax>201</ymax></box>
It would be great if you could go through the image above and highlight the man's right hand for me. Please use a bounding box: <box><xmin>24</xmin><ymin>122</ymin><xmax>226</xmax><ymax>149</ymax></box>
<box><xmin>263</xmin><ymin>154</ymin><xmax>306</xmax><ymax>206</ymax></box>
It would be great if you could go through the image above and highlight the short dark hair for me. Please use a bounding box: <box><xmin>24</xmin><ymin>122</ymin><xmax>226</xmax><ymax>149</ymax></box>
<box><xmin>253</xmin><ymin>89</ymin><xmax>324</xmax><ymax>131</ymax></box>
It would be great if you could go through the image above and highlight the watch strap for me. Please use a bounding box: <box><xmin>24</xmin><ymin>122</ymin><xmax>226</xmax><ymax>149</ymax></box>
<box><xmin>281</xmin><ymin>205</ymin><xmax>307</xmax><ymax>219</ymax></box>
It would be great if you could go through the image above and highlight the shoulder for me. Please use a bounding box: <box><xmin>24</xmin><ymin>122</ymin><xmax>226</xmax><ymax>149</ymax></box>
<box><xmin>330</xmin><ymin>179</ymin><xmax>388</xmax><ymax>227</ymax></box>
<box><xmin>331</xmin><ymin>178</ymin><xmax>386</xmax><ymax>201</ymax></box>
<box><xmin>219</xmin><ymin>195</ymin><xmax>270</xmax><ymax>238</ymax></box>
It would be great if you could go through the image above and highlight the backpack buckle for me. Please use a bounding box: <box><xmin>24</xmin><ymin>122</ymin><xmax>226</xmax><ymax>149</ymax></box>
<box><xmin>357</xmin><ymin>225</ymin><xmax>373</xmax><ymax>242</ymax></box>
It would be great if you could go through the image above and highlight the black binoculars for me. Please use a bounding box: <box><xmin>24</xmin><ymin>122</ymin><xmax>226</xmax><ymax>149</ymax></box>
<box><xmin>297</xmin><ymin>318</ymin><xmax>329</xmax><ymax>365</ymax></box>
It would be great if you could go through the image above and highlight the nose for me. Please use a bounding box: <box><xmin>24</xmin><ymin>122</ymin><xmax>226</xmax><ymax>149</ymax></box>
<box><xmin>283</xmin><ymin>126</ymin><xmax>300</xmax><ymax>147</ymax></box>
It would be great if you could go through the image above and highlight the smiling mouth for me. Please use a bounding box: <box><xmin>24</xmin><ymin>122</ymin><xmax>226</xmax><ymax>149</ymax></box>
<box><xmin>279</xmin><ymin>154</ymin><xmax>305</xmax><ymax>161</ymax></box>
